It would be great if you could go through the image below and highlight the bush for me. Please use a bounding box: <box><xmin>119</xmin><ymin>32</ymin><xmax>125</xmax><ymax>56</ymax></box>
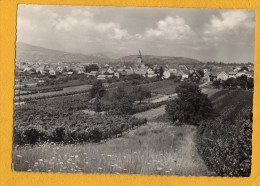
<box><xmin>196</xmin><ymin>90</ymin><xmax>253</xmax><ymax>177</ymax></box>
<box><xmin>166</xmin><ymin>82</ymin><xmax>214</xmax><ymax>125</ymax></box>
<box><xmin>14</xmin><ymin>108</ymin><xmax>147</xmax><ymax>145</ymax></box>
<box><xmin>197</xmin><ymin>118</ymin><xmax>252</xmax><ymax>177</ymax></box>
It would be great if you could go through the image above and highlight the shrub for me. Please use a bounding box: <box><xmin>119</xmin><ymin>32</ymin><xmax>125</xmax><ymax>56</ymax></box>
<box><xmin>166</xmin><ymin>82</ymin><xmax>214</xmax><ymax>125</ymax></box>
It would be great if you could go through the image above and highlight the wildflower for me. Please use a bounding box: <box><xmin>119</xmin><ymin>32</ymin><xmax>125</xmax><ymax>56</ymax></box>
<box><xmin>75</xmin><ymin>155</ymin><xmax>79</xmax><ymax>158</ymax></box>
<box><xmin>27</xmin><ymin>169</ymin><xmax>32</xmax><ymax>172</ymax></box>
<box><xmin>97</xmin><ymin>167</ymin><xmax>103</xmax><ymax>170</ymax></box>
<box><xmin>38</xmin><ymin>159</ymin><xmax>43</xmax><ymax>162</ymax></box>
<box><xmin>17</xmin><ymin>155</ymin><xmax>22</xmax><ymax>158</ymax></box>
<box><xmin>107</xmin><ymin>155</ymin><xmax>112</xmax><ymax>157</ymax></box>
<box><xmin>157</xmin><ymin>167</ymin><xmax>163</xmax><ymax>171</ymax></box>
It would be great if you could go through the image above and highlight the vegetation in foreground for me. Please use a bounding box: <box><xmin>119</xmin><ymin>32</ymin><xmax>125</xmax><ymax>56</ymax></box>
<box><xmin>13</xmin><ymin>122</ymin><xmax>211</xmax><ymax>175</ymax></box>
<box><xmin>13</xmin><ymin>81</ymin><xmax>253</xmax><ymax>176</ymax></box>
<box><xmin>196</xmin><ymin>90</ymin><xmax>253</xmax><ymax>177</ymax></box>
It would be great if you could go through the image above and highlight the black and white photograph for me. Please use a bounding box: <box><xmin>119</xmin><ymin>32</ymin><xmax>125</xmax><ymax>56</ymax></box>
<box><xmin>13</xmin><ymin>5</ymin><xmax>255</xmax><ymax>176</ymax></box>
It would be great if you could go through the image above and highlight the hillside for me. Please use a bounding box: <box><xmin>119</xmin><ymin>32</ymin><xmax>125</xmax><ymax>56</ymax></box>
<box><xmin>16</xmin><ymin>42</ymin><xmax>113</xmax><ymax>64</ymax></box>
<box><xmin>16</xmin><ymin>42</ymin><xmax>203</xmax><ymax>65</ymax></box>
<box><xmin>119</xmin><ymin>55</ymin><xmax>202</xmax><ymax>65</ymax></box>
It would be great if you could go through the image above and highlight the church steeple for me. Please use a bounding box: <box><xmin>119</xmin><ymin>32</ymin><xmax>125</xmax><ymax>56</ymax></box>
<box><xmin>137</xmin><ymin>49</ymin><xmax>142</xmax><ymax>65</ymax></box>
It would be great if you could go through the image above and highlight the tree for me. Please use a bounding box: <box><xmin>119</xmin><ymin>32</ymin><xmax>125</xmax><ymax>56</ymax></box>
<box><xmin>239</xmin><ymin>66</ymin><xmax>249</xmax><ymax>72</ymax></box>
<box><xmin>90</xmin><ymin>80</ymin><xmax>106</xmax><ymax>99</ymax></box>
<box><xmin>84</xmin><ymin>64</ymin><xmax>99</xmax><ymax>73</ymax></box>
<box><xmin>101</xmin><ymin>85</ymin><xmax>135</xmax><ymax>115</ymax></box>
<box><xmin>212</xmin><ymin>80</ymin><xmax>221</xmax><ymax>88</ymax></box>
<box><xmin>133</xmin><ymin>86</ymin><xmax>151</xmax><ymax>104</ymax></box>
<box><xmin>197</xmin><ymin>70</ymin><xmax>204</xmax><ymax>77</ymax></box>
<box><xmin>247</xmin><ymin>78</ymin><xmax>254</xmax><ymax>90</ymax></box>
<box><xmin>159</xmin><ymin>67</ymin><xmax>164</xmax><ymax>78</ymax></box>
<box><xmin>236</xmin><ymin>75</ymin><xmax>247</xmax><ymax>89</ymax></box>
<box><xmin>166</xmin><ymin>82</ymin><xmax>214</xmax><ymax>125</ymax></box>
<box><xmin>222</xmin><ymin>78</ymin><xmax>238</xmax><ymax>89</ymax></box>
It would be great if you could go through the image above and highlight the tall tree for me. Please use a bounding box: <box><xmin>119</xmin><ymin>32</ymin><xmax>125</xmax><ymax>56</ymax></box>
<box><xmin>159</xmin><ymin>67</ymin><xmax>164</xmax><ymax>78</ymax></box>
<box><xmin>90</xmin><ymin>80</ymin><xmax>106</xmax><ymax>98</ymax></box>
<box><xmin>166</xmin><ymin>82</ymin><xmax>214</xmax><ymax>125</ymax></box>
<box><xmin>133</xmin><ymin>86</ymin><xmax>151</xmax><ymax>104</ymax></box>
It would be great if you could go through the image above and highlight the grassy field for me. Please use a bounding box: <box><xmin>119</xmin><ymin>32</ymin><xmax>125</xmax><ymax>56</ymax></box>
<box><xmin>140</xmin><ymin>80</ymin><xmax>180</xmax><ymax>95</ymax></box>
<box><xmin>14</xmin><ymin>84</ymin><xmax>92</xmax><ymax>101</ymax></box>
<box><xmin>20</xmin><ymin>79</ymin><xmax>93</xmax><ymax>91</ymax></box>
<box><xmin>13</xmin><ymin>121</ymin><xmax>212</xmax><ymax>175</ymax></box>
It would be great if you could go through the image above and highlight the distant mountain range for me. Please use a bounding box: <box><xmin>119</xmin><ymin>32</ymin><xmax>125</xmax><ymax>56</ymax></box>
<box><xmin>16</xmin><ymin>42</ymin><xmax>202</xmax><ymax>65</ymax></box>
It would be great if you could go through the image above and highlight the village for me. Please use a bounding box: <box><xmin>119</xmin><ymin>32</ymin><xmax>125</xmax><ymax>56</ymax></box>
<box><xmin>15</xmin><ymin>50</ymin><xmax>254</xmax><ymax>89</ymax></box>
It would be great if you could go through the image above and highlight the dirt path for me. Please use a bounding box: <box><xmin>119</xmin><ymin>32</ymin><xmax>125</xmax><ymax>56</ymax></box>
<box><xmin>133</xmin><ymin>105</ymin><xmax>166</xmax><ymax>120</ymax></box>
<box><xmin>133</xmin><ymin>104</ymin><xmax>213</xmax><ymax>175</ymax></box>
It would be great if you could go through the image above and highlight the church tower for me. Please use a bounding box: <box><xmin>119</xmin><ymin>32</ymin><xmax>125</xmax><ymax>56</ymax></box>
<box><xmin>137</xmin><ymin>49</ymin><xmax>142</xmax><ymax>65</ymax></box>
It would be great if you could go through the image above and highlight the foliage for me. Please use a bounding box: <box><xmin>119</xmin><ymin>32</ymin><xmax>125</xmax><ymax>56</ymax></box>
<box><xmin>212</xmin><ymin>80</ymin><xmax>221</xmax><ymax>88</ymax></box>
<box><xmin>101</xmin><ymin>85</ymin><xmax>135</xmax><ymax>115</ymax></box>
<box><xmin>133</xmin><ymin>86</ymin><xmax>152</xmax><ymax>104</ymax></box>
<box><xmin>90</xmin><ymin>80</ymin><xmax>106</xmax><ymax>98</ymax></box>
<box><xmin>14</xmin><ymin>103</ymin><xmax>147</xmax><ymax>145</ymax></box>
<box><xmin>197</xmin><ymin>70</ymin><xmax>204</xmax><ymax>77</ymax></box>
<box><xmin>247</xmin><ymin>78</ymin><xmax>254</xmax><ymax>89</ymax></box>
<box><xmin>196</xmin><ymin>90</ymin><xmax>253</xmax><ymax>176</ymax></box>
<box><xmin>166</xmin><ymin>82</ymin><xmax>214</xmax><ymax>125</ymax></box>
<box><xmin>159</xmin><ymin>67</ymin><xmax>164</xmax><ymax>78</ymax></box>
<box><xmin>84</xmin><ymin>64</ymin><xmax>99</xmax><ymax>73</ymax></box>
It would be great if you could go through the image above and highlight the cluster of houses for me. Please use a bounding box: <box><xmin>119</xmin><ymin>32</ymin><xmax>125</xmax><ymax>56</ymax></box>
<box><xmin>15</xmin><ymin>50</ymin><xmax>254</xmax><ymax>87</ymax></box>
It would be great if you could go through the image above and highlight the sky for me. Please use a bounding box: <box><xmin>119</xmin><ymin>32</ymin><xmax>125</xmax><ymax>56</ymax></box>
<box><xmin>17</xmin><ymin>5</ymin><xmax>255</xmax><ymax>63</ymax></box>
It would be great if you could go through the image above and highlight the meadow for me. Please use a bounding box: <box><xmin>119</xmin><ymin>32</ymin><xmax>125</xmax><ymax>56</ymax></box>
<box><xmin>14</xmin><ymin>84</ymin><xmax>92</xmax><ymax>101</ymax></box>
<box><xmin>13</xmin><ymin>121</ymin><xmax>212</xmax><ymax>175</ymax></box>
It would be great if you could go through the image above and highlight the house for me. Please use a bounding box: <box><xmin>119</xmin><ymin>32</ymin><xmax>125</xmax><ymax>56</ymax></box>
<box><xmin>181</xmin><ymin>73</ymin><xmax>189</xmax><ymax>81</ymax></box>
<box><xmin>49</xmin><ymin>69</ymin><xmax>56</xmax><ymax>76</ymax></box>
<box><xmin>178</xmin><ymin>65</ymin><xmax>188</xmax><ymax>71</ymax></box>
<box><xmin>163</xmin><ymin>70</ymin><xmax>171</xmax><ymax>79</ymax></box>
<box><xmin>126</xmin><ymin>68</ymin><xmax>134</xmax><ymax>75</ymax></box>
<box><xmin>202</xmin><ymin>72</ymin><xmax>210</xmax><ymax>82</ymax></box>
<box><xmin>217</xmin><ymin>71</ymin><xmax>228</xmax><ymax>81</ymax></box>
<box><xmin>114</xmin><ymin>72</ymin><xmax>120</xmax><ymax>78</ymax></box>
<box><xmin>228</xmin><ymin>72</ymin><xmax>237</xmax><ymax>78</ymax></box>
<box><xmin>203</xmin><ymin>69</ymin><xmax>209</xmax><ymax>74</ymax></box>
<box><xmin>189</xmin><ymin>71</ymin><xmax>201</xmax><ymax>82</ymax></box>
<box><xmin>67</xmin><ymin>71</ymin><xmax>74</xmax><ymax>75</ymax></box>
<box><xmin>177</xmin><ymin>70</ymin><xmax>184</xmax><ymax>78</ymax></box>
<box><xmin>134</xmin><ymin>66</ymin><xmax>148</xmax><ymax>77</ymax></box>
<box><xmin>89</xmin><ymin>71</ymin><xmax>98</xmax><ymax>76</ymax></box>
<box><xmin>147</xmin><ymin>68</ymin><xmax>156</xmax><ymax>78</ymax></box>
<box><xmin>23</xmin><ymin>67</ymin><xmax>32</xmax><ymax>72</ymax></box>
<box><xmin>106</xmin><ymin>68</ymin><xmax>115</xmax><ymax>74</ymax></box>
<box><xmin>56</xmin><ymin>66</ymin><xmax>63</xmax><ymax>73</ymax></box>
<box><xmin>97</xmin><ymin>74</ymin><xmax>113</xmax><ymax>80</ymax></box>
<box><xmin>236</xmin><ymin>72</ymin><xmax>247</xmax><ymax>77</ymax></box>
<box><xmin>36</xmin><ymin>67</ymin><xmax>46</xmax><ymax>75</ymax></box>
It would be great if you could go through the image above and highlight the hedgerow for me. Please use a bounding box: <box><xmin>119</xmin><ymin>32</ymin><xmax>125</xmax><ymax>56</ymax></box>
<box><xmin>196</xmin><ymin>90</ymin><xmax>253</xmax><ymax>177</ymax></box>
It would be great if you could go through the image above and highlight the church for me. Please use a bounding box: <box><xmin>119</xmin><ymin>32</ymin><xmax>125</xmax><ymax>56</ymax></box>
<box><xmin>133</xmin><ymin>50</ymin><xmax>156</xmax><ymax>78</ymax></box>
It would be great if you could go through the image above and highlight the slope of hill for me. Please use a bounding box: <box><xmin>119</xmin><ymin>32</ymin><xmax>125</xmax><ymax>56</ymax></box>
<box><xmin>16</xmin><ymin>42</ymin><xmax>113</xmax><ymax>64</ymax></box>
<box><xmin>16</xmin><ymin>42</ymin><xmax>203</xmax><ymax>65</ymax></box>
<box><xmin>119</xmin><ymin>55</ymin><xmax>202</xmax><ymax>65</ymax></box>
